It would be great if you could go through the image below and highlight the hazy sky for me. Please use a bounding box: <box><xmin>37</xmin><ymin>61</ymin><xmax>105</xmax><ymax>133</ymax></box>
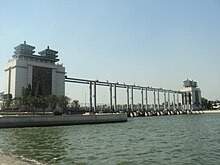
<box><xmin>0</xmin><ymin>0</ymin><xmax>220</xmax><ymax>104</ymax></box>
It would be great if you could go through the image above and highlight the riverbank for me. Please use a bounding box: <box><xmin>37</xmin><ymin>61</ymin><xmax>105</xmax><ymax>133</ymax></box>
<box><xmin>0</xmin><ymin>153</ymin><xmax>33</xmax><ymax>165</ymax></box>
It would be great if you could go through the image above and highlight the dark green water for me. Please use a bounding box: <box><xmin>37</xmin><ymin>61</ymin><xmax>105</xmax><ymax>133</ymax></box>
<box><xmin>0</xmin><ymin>114</ymin><xmax>220</xmax><ymax>165</ymax></box>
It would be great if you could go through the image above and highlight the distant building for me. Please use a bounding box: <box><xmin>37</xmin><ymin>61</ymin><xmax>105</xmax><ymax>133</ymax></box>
<box><xmin>3</xmin><ymin>41</ymin><xmax>65</xmax><ymax>99</ymax></box>
<box><xmin>180</xmin><ymin>79</ymin><xmax>202</xmax><ymax>110</ymax></box>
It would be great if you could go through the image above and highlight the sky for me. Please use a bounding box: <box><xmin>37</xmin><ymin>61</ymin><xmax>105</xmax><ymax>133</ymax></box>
<box><xmin>0</xmin><ymin>0</ymin><xmax>220</xmax><ymax>104</ymax></box>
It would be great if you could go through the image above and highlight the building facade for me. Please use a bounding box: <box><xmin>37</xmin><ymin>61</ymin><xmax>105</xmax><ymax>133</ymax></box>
<box><xmin>4</xmin><ymin>41</ymin><xmax>65</xmax><ymax>99</ymax></box>
<box><xmin>180</xmin><ymin>79</ymin><xmax>202</xmax><ymax>110</ymax></box>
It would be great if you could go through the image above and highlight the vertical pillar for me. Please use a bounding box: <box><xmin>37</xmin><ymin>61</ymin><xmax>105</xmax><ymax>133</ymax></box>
<box><xmin>164</xmin><ymin>91</ymin><xmax>166</xmax><ymax>110</ymax></box>
<box><xmin>153</xmin><ymin>89</ymin><xmax>156</xmax><ymax>111</ymax></box>
<box><xmin>8</xmin><ymin>67</ymin><xmax>11</xmax><ymax>95</ymax></box>
<box><xmin>109</xmin><ymin>84</ymin><xmax>113</xmax><ymax>111</ymax></box>
<box><xmin>177</xmin><ymin>93</ymin><xmax>179</xmax><ymax>110</ymax></box>
<box><xmin>181</xmin><ymin>93</ymin><xmax>184</xmax><ymax>110</ymax></box>
<box><xmin>173</xmin><ymin>92</ymin><xmax>176</xmax><ymax>110</ymax></box>
<box><xmin>131</xmin><ymin>86</ymin><xmax>134</xmax><ymax>112</ymax></box>
<box><xmin>114</xmin><ymin>84</ymin><xmax>117</xmax><ymax>112</ymax></box>
<box><xmin>168</xmin><ymin>91</ymin><xmax>171</xmax><ymax>110</ymax></box>
<box><xmin>183</xmin><ymin>93</ymin><xmax>187</xmax><ymax>110</ymax></box>
<box><xmin>89</xmin><ymin>81</ymin><xmax>92</xmax><ymax>112</ymax></box>
<box><xmin>93</xmin><ymin>81</ymin><xmax>97</xmax><ymax>112</ymax></box>
<box><xmin>185</xmin><ymin>93</ymin><xmax>187</xmax><ymax>110</ymax></box>
<box><xmin>51</xmin><ymin>68</ymin><xmax>56</xmax><ymax>95</ymax></box>
<box><xmin>141</xmin><ymin>88</ymin><xmax>144</xmax><ymax>112</ymax></box>
<box><xmin>186</xmin><ymin>93</ymin><xmax>189</xmax><ymax>110</ymax></box>
<box><xmin>189</xmin><ymin>92</ymin><xmax>192</xmax><ymax>110</ymax></box>
<box><xmin>127</xmin><ymin>86</ymin><xmax>129</xmax><ymax>112</ymax></box>
<box><xmin>157</xmin><ymin>90</ymin><xmax>160</xmax><ymax>110</ymax></box>
<box><xmin>27</xmin><ymin>66</ymin><xmax>33</xmax><ymax>87</ymax></box>
<box><xmin>145</xmin><ymin>88</ymin><xmax>148</xmax><ymax>111</ymax></box>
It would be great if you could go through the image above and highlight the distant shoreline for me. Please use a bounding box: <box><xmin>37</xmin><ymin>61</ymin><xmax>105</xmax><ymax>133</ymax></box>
<box><xmin>203</xmin><ymin>110</ymin><xmax>220</xmax><ymax>114</ymax></box>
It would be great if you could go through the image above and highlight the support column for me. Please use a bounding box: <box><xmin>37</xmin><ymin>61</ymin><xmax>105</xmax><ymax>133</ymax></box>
<box><xmin>189</xmin><ymin>92</ymin><xmax>192</xmax><ymax>110</ymax></box>
<box><xmin>131</xmin><ymin>86</ymin><xmax>134</xmax><ymax>112</ymax></box>
<box><xmin>185</xmin><ymin>93</ymin><xmax>188</xmax><ymax>110</ymax></box>
<box><xmin>173</xmin><ymin>92</ymin><xmax>176</xmax><ymax>110</ymax></box>
<box><xmin>177</xmin><ymin>93</ymin><xmax>179</xmax><ymax>110</ymax></box>
<box><xmin>184</xmin><ymin>93</ymin><xmax>187</xmax><ymax>110</ymax></box>
<box><xmin>153</xmin><ymin>89</ymin><xmax>156</xmax><ymax>111</ymax></box>
<box><xmin>141</xmin><ymin>88</ymin><xmax>144</xmax><ymax>112</ymax></box>
<box><xmin>168</xmin><ymin>91</ymin><xmax>171</xmax><ymax>110</ymax></box>
<box><xmin>114</xmin><ymin>84</ymin><xmax>117</xmax><ymax>112</ymax></box>
<box><xmin>127</xmin><ymin>86</ymin><xmax>129</xmax><ymax>112</ymax></box>
<box><xmin>89</xmin><ymin>81</ymin><xmax>92</xmax><ymax>112</ymax></box>
<box><xmin>93</xmin><ymin>81</ymin><xmax>97</xmax><ymax>112</ymax></box>
<box><xmin>164</xmin><ymin>91</ymin><xmax>166</xmax><ymax>111</ymax></box>
<box><xmin>186</xmin><ymin>93</ymin><xmax>189</xmax><ymax>110</ymax></box>
<box><xmin>109</xmin><ymin>84</ymin><xmax>113</xmax><ymax>111</ymax></box>
<box><xmin>8</xmin><ymin>67</ymin><xmax>11</xmax><ymax>95</ymax></box>
<box><xmin>157</xmin><ymin>90</ymin><xmax>160</xmax><ymax>110</ymax></box>
<box><xmin>181</xmin><ymin>93</ymin><xmax>184</xmax><ymax>110</ymax></box>
<box><xmin>145</xmin><ymin>88</ymin><xmax>148</xmax><ymax>111</ymax></box>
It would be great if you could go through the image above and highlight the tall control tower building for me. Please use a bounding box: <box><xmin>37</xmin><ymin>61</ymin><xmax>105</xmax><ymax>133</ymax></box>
<box><xmin>4</xmin><ymin>41</ymin><xmax>65</xmax><ymax>98</ymax></box>
<box><xmin>180</xmin><ymin>79</ymin><xmax>202</xmax><ymax>110</ymax></box>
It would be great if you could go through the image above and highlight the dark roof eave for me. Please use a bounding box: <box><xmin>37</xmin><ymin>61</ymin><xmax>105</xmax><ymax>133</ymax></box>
<box><xmin>14</xmin><ymin>44</ymin><xmax>35</xmax><ymax>50</ymax></box>
<box><xmin>38</xmin><ymin>49</ymin><xmax>58</xmax><ymax>54</ymax></box>
<box><xmin>13</xmin><ymin>54</ymin><xmax>59</xmax><ymax>62</ymax></box>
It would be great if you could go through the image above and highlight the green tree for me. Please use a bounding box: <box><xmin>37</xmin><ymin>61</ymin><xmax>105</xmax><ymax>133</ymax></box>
<box><xmin>72</xmin><ymin>100</ymin><xmax>80</xmax><ymax>110</ymax></box>
<box><xmin>45</xmin><ymin>95</ymin><xmax>58</xmax><ymax>110</ymax></box>
<box><xmin>58</xmin><ymin>95</ymin><xmax>71</xmax><ymax>114</ymax></box>
<box><xmin>33</xmin><ymin>81</ymin><xmax>43</xmax><ymax>113</ymax></box>
<box><xmin>201</xmin><ymin>97</ymin><xmax>213</xmax><ymax>109</ymax></box>
<box><xmin>41</xmin><ymin>96</ymin><xmax>48</xmax><ymax>114</ymax></box>
<box><xmin>4</xmin><ymin>99</ymin><xmax>12</xmax><ymax>110</ymax></box>
<box><xmin>13</xmin><ymin>97</ymin><xmax>22</xmax><ymax>111</ymax></box>
<box><xmin>35</xmin><ymin>81</ymin><xmax>42</xmax><ymax>97</ymax></box>
<box><xmin>21</xmin><ymin>84</ymin><xmax>33</xmax><ymax>111</ymax></box>
<box><xmin>26</xmin><ymin>84</ymin><xmax>32</xmax><ymax>96</ymax></box>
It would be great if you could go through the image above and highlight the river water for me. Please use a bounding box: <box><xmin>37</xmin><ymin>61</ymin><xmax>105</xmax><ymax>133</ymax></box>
<box><xmin>0</xmin><ymin>113</ymin><xmax>220</xmax><ymax>165</ymax></box>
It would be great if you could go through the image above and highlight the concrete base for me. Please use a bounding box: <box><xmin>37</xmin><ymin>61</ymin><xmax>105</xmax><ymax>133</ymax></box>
<box><xmin>203</xmin><ymin>110</ymin><xmax>220</xmax><ymax>114</ymax></box>
<box><xmin>0</xmin><ymin>113</ymin><xmax>127</xmax><ymax>128</ymax></box>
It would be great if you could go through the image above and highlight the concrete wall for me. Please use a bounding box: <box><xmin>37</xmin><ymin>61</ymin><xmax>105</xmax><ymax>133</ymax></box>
<box><xmin>15</xmin><ymin>66</ymin><xmax>28</xmax><ymax>98</ymax></box>
<box><xmin>180</xmin><ymin>86</ymin><xmax>202</xmax><ymax>110</ymax></box>
<box><xmin>55</xmin><ymin>66</ymin><xmax>65</xmax><ymax>96</ymax></box>
<box><xmin>0</xmin><ymin>113</ymin><xmax>127</xmax><ymax>128</ymax></box>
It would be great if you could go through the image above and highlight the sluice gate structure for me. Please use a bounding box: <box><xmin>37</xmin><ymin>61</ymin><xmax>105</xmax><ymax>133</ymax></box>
<box><xmin>65</xmin><ymin>76</ymin><xmax>200</xmax><ymax>117</ymax></box>
<box><xmin>0</xmin><ymin>42</ymin><xmax>202</xmax><ymax>115</ymax></box>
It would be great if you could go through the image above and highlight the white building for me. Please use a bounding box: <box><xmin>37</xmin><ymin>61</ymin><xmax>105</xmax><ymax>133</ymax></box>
<box><xmin>180</xmin><ymin>79</ymin><xmax>202</xmax><ymax>110</ymax></box>
<box><xmin>4</xmin><ymin>41</ymin><xmax>65</xmax><ymax>99</ymax></box>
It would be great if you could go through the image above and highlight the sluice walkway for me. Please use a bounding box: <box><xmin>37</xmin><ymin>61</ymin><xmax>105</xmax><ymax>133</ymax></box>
<box><xmin>65</xmin><ymin>76</ymin><xmax>203</xmax><ymax>117</ymax></box>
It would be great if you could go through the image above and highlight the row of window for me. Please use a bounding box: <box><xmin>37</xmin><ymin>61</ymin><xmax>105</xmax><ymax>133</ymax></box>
<box><xmin>17</xmin><ymin>56</ymin><xmax>55</xmax><ymax>64</ymax></box>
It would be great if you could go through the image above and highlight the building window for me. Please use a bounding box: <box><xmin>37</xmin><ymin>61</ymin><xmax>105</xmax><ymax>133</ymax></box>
<box><xmin>32</xmin><ymin>66</ymin><xmax>52</xmax><ymax>96</ymax></box>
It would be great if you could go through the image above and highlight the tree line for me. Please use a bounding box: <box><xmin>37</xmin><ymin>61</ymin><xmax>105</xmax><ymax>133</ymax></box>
<box><xmin>1</xmin><ymin>82</ymin><xmax>81</xmax><ymax>114</ymax></box>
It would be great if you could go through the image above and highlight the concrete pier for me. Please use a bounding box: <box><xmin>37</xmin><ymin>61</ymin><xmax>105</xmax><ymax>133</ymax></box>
<box><xmin>0</xmin><ymin>113</ymin><xmax>127</xmax><ymax>128</ymax></box>
<box><xmin>109</xmin><ymin>84</ymin><xmax>113</xmax><ymax>111</ymax></box>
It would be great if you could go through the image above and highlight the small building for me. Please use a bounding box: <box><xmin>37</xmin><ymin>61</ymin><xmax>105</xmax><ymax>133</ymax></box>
<box><xmin>180</xmin><ymin>79</ymin><xmax>202</xmax><ymax>110</ymax></box>
<box><xmin>3</xmin><ymin>41</ymin><xmax>65</xmax><ymax>99</ymax></box>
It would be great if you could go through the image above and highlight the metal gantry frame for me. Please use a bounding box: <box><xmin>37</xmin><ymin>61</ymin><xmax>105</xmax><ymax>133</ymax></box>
<box><xmin>65</xmin><ymin>76</ymin><xmax>186</xmax><ymax>113</ymax></box>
